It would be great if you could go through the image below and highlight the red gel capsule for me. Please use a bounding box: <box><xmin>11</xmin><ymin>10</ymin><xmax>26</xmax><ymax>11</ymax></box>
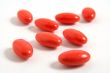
<box><xmin>63</xmin><ymin>29</ymin><xmax>87</xmax><ymax>46</ymax></box>
<box><xmin>17</xmin><ymin>9</ymin><xmax>33</xmax><ymax>25</ymax></box>
<box><xmin>82</xmin><ymin>7</ymin><xmax>96</xmax><ymax>22</ymax></box>
<box><xmin>58</xmin><ymin>50</ymin><xmax>90</xmax><ymax>66</ymax></box>
<box><xmin>35</xmin><ymin>32</ymin><xmax>62</xmax><ymax>48</ymax></box>
<box><xmin>13</xmin><ymin>39</ymin><xmax>33</xmax><ymax>60</ymax></box>
<box><xmin>55</xmin><ymin>13</ymin><xmax>80</xmax><ymax>25</ymax></box>
<box><xmin>35</xmin><ymin>18</ymin><xmax>59</xmax><ymax>32</ymax></box>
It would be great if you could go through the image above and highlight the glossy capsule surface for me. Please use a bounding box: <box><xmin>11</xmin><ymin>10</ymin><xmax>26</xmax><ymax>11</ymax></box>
<box><xmin>17</xmin><ymin>9</ymin><xmax>33</xmax><ymax>25</ymax></box>
<box><xmin>55</xmin><ymin>13</ymin><xmax>80</xmax><ymax>25</ymax></box>
<box><xmin>82</xmin><ymin>7</ymin><xmax>96</xmax><ymax>22</ymax></box>
<box><xmin>13</xmin><ymin>39</ymin><xmax>33</xmax><ymax>60</ymax></box>
<box><xmin>35</xmin><ymin>18</ymin><xmax>59</xmax><ymax>32</ymax></box>
<box><xmin>63</xmin><ymin>29</ymin><xmax>87</xmax><ymax>46</ymax></box>
<box><xmin>35</xmin><ymin>32</ymin><xmax>62</xmax><ymax>48</ymax></box>
<box><xmin>58</xmin><ymin>50</ymin><xmax>90</xmax><ymax>66</ymax></box>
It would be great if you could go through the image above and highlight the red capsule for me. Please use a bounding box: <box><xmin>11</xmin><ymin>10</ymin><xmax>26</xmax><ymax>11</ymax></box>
<box><xmin>17</xmin><ymin>9</ymin><xmax>33</xmax><ymax>25</ymax></box>
<box><xmin>63</xmin><ymin>29</ymin><xmax>87</xmax><ymax>46</ymax></box>
<box><xmin>13</xmin><ymin>39</ymin><xmax>33</xmax><ymax>60</ymax></box>
<box><xmin>55</xmin><ymin>13</ymin><xmax>80</xmax><ymax>25</ymax></box>
<box><xmin>35</xmin><ymin>32</ymin><xmax>62</xmax><ymax>48</ymax></box>
<box><xmin>82</xmin><ymin>7</ymin><xmax>96</xmax><ymax>22</ymax></box>
<box><xmin>58</xmin><ymin>50</ymin><xmax>90</xmax><ymax>66</ymax></box>
<box><xmin>35</xmin><ymin>18</ymin><xmax>59</xmax><ymax>32</ymax></box>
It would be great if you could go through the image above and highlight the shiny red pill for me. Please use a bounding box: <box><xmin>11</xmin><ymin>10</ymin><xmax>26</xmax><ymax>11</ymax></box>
<box><xmin>58</xmin><ymin>50</ymin><xmax>90</xmax><ymax>66</ymax></box>
<box><xmin>35</xmin><ymin>32</ymin><xmax>62</xmax><ymax>48</ymax></box>
<box><xmin>17</xmin><ymin>9</ymin><xmax>33</xmax><ymax>25</ymax></box>
<box><xmin>82</xmin><ymin>7</ymin><xmax>96</xmax><ymax>22</ymax></box>
<box><xmin>63</xmin><ymin>29</ymin><xmax>87</xmax><ymax>46</ymax></box>
<box><xmin>35</xmin><ymin>18</ymin><xmax>59</xmax><ymax>32</ymax></box>
<box><xmin>55</xmin><ymin>13</ymin><xmax>80</xmax><ymax>25</ymax></box>
<box><xmin>13</xmin><ymin>39</ymin><xmax>33</xmax><ymax>60</ymax></box>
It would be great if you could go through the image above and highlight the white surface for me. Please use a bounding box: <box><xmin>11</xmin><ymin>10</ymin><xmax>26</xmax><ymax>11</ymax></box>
<box><xmin>0</xmin><ymin>0</ymin><xmax>110</xmax><ymax>73</ymax></box>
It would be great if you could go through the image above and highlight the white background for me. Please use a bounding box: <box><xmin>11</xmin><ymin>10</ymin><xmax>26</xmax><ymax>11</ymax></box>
<box><xmin>0</xmin><ymin>0</ymin><xmax>110</xmax><ymax>73</ymax></box>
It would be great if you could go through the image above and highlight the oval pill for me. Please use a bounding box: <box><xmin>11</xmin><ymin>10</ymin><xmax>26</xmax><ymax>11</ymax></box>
<box><xmin>13</xmin><ymin>39</ymin><xmax>33</xmax><ymax>60</ymax></box>
<box><xmin>17</xmin><ymin>9</ymin><xmax>33</xmax><ymax>25</ymax></box>
<box><xmin>63</xmin><ymin>29</ymin><xmax>87</xmax><ymax>46</ymax></box>
<box><xmin>35</xmin><ymin>18</ymin><xmax>59</xmax><ymax>32</ymax></box>
<box><xmin>55</xmin><ymin>13</ymin><xmax>80</xmax><ymax>25</ymax></box>
<box><xmin>35</xmin><ymin>32</ymin><xmax>62</xmax><ymax>48</ymax></box>
<box><xmin>82</xmin><ymin>7</ymin><xmax>96</xmax><ymax>22</ymax></box>
<box><xmin>58</xmin><ymin>50</ymin><xmax>90</xmax><ymax>66</ymax></box>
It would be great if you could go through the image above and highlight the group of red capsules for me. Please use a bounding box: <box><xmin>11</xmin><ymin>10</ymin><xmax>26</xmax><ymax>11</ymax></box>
<box><xmin>13</xmin><ymin>7</ymin><xmax>96</xmax><ymax>67</ymax></box>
